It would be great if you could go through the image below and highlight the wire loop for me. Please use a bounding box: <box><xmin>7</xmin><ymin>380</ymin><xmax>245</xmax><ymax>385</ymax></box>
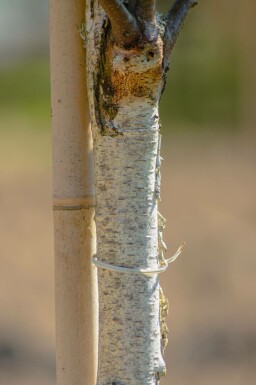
<box><xmin>92</xmin><ymin>242</ymin><xmax>185</xmax><ymax>276</ymax></box>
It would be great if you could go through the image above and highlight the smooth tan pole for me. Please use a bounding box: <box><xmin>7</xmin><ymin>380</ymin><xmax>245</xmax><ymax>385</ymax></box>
<box><xmin>49</xmin><ymin>1</ymin><xmax>98</xmax><ymax>385</ymax></box>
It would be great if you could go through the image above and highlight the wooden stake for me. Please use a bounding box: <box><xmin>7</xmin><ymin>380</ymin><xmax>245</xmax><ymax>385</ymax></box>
<box><xmin>50</xmin><ymin>1</ymin><xmax>98</xmax><ymax>385</ymax></box>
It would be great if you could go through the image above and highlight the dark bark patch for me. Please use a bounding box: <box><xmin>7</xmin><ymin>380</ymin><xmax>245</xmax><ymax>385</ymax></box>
<box><xmin>102</xmin><ymin>101</ymin><xmax>119</xmax><ymax>120</ymax></box>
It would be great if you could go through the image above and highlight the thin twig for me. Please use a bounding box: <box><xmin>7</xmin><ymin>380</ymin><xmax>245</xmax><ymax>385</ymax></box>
<box><xmin>136</xmin><ymin>0</ymin><xmax>156</xmax><ymax>23</ymax></box>
<box><xmin>164</xmin><ymin>0</ymin><xmax>198</xmax><ymax>57</ymax></box>
<box><xmin>99</xmin><ymin>0</ymin><xmax>140</xmax><ymax>46</ymax></box>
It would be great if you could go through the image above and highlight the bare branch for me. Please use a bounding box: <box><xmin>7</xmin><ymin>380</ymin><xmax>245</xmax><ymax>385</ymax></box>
<box><xmin>134</xmin><ymin>0</ymin><xmax>158</xmax><ymax>42</ymax></box>
<box><xmin>135</xmin><ymin>0</ymin><xmax>156</xmax><ymax>23</ymax></box>
<box><xmin>125</xmin><ymin>0</ymin><xmax>136</xmax><ymax>14</ymax></box>
<box><xmin>99</xmin><ymin>0</ymin><xmax>140</xmax><ymax>46</ymax></box>
<box><xmin>164</xmin><ymin>0</ymin><xmax>198</xmax><ymax>55</ymax></box>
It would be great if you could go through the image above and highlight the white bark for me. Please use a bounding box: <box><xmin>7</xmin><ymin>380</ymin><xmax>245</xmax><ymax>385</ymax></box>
<box><xmin>84</xmin><ymin>1</ymin><xmax>196</xmax><ymax>384</ymax></box>
<box><xmin>85</xmin><ymin>3</ymin><xmax>165</xmax><ymax>384</ymax></box>
<box><xmin>95</xmin><ymin>123</ymin><xmax>165</xmax><ymax>384</ymax></box>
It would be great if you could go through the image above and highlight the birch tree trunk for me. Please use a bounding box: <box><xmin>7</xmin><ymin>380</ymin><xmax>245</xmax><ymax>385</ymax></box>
<box><xmin>84</xmin><ymin>1</ymin><xmax>197</xmax><ymax>384</ymax></box>
<box><xmin>50</xmin><ymin>1</ymin><xmax>98</xmax><ymax>385</ymax></box>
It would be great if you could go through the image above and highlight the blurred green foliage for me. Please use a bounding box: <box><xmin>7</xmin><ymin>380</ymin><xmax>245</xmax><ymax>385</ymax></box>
<box><xmin>160</xmin><ymin>14</ymin><xmax>242</xmax><ymax>132</ymax></box>
<box><xmin>0</xmin><ymin>59</ymin><xmax>51</xmax><ymax>128</ymax></box>
<box><xmin>0</xmin><ymin>1</ymin><xmax>242</xmax><ymax>133</ymax></box>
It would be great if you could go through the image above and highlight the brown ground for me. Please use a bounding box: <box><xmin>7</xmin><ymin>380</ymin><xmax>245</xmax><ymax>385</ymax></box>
<box><xmin>0</xmin><ymin>129</ymin><xmax>255</xmax><ymax>384</ymax></box>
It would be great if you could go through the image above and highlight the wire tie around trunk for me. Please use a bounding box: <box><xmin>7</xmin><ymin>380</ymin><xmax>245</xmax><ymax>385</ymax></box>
<box><xmin>92</xmin><ymin>242</ymin><xmax>185</xmax><ymax>276</ymax></box>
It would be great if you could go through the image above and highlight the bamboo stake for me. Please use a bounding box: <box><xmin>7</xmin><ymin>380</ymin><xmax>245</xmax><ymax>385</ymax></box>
<box><xmin>49</xmin><ymin>1</ymin><xmax>98</xmax><ymax>385</ymax></box>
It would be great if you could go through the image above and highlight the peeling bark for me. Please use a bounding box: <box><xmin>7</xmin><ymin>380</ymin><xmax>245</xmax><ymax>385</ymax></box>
<box><xmin>84</xmin><ymin>1</ymin><xmax>197</xmax><ymax>384</ymax></box>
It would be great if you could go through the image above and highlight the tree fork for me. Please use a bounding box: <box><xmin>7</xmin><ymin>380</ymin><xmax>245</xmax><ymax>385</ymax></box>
<box><xmin>84</xmin><ymin>1</ymin><xmax>197</xmax><ymax>384</ymax></box>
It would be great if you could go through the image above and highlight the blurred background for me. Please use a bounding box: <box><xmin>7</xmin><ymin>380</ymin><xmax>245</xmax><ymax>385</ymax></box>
<box><xmin>0</xmin><ymin>0</ymin><xmax>255</xmax><ymax>384</ymax></box>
